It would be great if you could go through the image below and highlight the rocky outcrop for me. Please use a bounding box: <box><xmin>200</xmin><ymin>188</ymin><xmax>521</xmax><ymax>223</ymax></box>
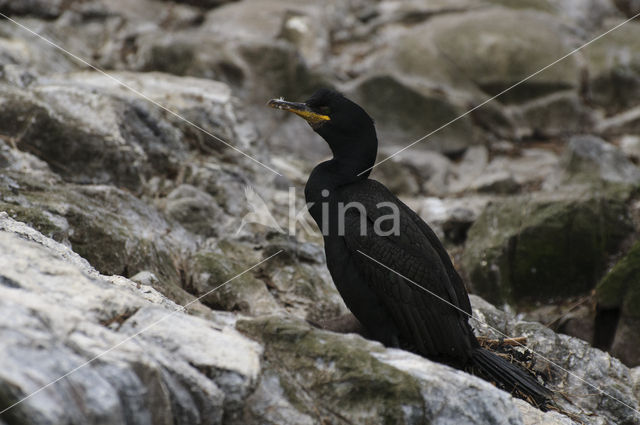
<box><xmin>0</xmin><ymin>214</ymin><xmax>262</xmax><ymax>425</ymax></box>
<box><xmin>2</xmin><ymin>0</ymin><xmax>640</xmax><ymax>422</ymax></box>
<box><xmin>595</xmin><ymin>240</ymin><xmax>640</xmax><ymax>367</ymax></box>
<box><xmin>3</xmin><ymin>215</ymin><xmax>640</xmax><ymax>424</ymax></box>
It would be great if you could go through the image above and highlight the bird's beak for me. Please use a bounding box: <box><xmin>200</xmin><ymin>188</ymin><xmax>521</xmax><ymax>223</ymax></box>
<box><xmin>267</xmin><ymin>98</ymin><xmax>330</xmax><ymax>125</ymax></box>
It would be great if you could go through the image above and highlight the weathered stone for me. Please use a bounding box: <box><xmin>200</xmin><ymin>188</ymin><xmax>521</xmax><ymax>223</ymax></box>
<box><xmin>561</xmin><ymin>135</ymin><xmax>640</xmax><ymax>186</ymax></box>
<box><xmin>512</xmin><ymin>91</ymin><xmax>594</xmax><ymax>139</ymax></box>
<box><xmin>425</xmin><ymin>8</ymin><xmax>580</xmax><ymax>104</ymax></box>
<box><xmin>595</xmin><ymin>240</ymin><xmax>640</xmax><ymax>366</ymax></box>
<box><xmin>0</xmin><ymin>214</ymin><xmax>261</xmax><ymax>424</ymax></box>
<box><xmin>612</xmin><ymin>0</ymin><xmax>640</xmax><ymax>17</ymax></box>
<box><xmin>0</xmin><ymin>80</ymin><xmax>183</xmax><ymax>192</ymax></box>
<box><xmin>462</xmin><ymin>191</ymin><xmax>633</xmax><ymax>306</ymax></box>
<box><xmin>237</xmin><ymin>315</ymin><xmax>538</xmax><ymax>425</ymax></box>
<box><xmin>0</xmin><ymin>0</ymin><xmax>66</xmax><ymax>19</ymax></box>
<box><xmin>471</xmin><ymin>295</ymin><xmax>640</xmax><ymax>424</ymax></box>
<box><xmin>586</xmin><ymin>22</ymin><xmax>640</xmax><ymax>115</ymax></box>
<box><xmin>190</xmin><ymin>248</ymin><xmax>281</xmax><ymax>315</ymax></box>
<box><xmin>163</xmin><ymin>184</ymin><xmax>225</xmax><ymax>238</ymax></box>
<box><xmin>348</xmin><ymin>73</ymin><xmax>478</xmax><ymax>154</ymax></box>
<box><xmin>596</xmin><ymin>106</ymin><xmax>640</xmax><ymax>137</ymax></box>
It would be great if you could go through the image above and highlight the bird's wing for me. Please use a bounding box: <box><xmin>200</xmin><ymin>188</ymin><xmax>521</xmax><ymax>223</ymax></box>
<box><xmin>338</xmin><ymin>180</ymin><xmax>475</xmax><ymax>362</ymax></box>
<box><xmin>395</xmin><ymin>193</ymin><xmax>472</xmax><ymax>315</ymax></box>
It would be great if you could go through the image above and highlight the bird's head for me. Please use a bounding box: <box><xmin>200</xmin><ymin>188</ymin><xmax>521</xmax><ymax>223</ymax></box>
<box><xmin>268</xmin><ymin>89</ymin><xmax>378</xmax><ymax>169</ymax></box>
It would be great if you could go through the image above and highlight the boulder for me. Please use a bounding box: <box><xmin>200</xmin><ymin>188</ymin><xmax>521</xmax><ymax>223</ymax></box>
<box><xmin>461</xmin><ymin>190</ymin><xmax>632</xmax><ymax>306</ymax></box>
<box><xmin>511</xmin><ymin>91</ymin><xmax>594</xmax><ymax>139</ymax></box>
<box><xmin>164</xmin><ymin>184</ymin><xmax>226</xmax><ymax>238</ymax></box>
<box><xmin>0</xmin><ymin>214</ymin><xmax>262</xmax><ymax>424</ymax></box>
<box><xmin>3</xmin><ymin>197</ymin><xmax>640</xmax><ymax>424</ymax></box>
<box><xmin>424</xmin><ymin>8</ymin><xmax>580</xmax><ymax>104</ymax></box>
<box><xmin>471</xmin><ymin>295</ymin><xmax>640</xmax><ymax>424</ymax></box>
<box><xmin>0</xmin><ymin>138</ymin><xmax>197</xmax><ymax>307</ymax></box>
<box><xmin>585</xmin><ymin>22</ymin><xmax>640</xmax><ymax>115</ymax></box>
<box><xmin>0</xmin><ymin>71</ymin><xmax>250</xmax><ymax>192</ymax></box>
<box><xmin>560</xmin><ymin>135</ymin><xmax>640</xmax><ymax>186</ymax></box>
<box><xmin>612</xmin><ymin>0</ymin><xmax>640</xmax><ymax>17</ymax></box>
<box><xmin>595</xmin><ymin>240</ymin><xmax>640</xmax><ymax>366</ymax></box>
<box><xmin>237</xmin><ymin>315</ymin><xmax>566</xmax><ymax>425</ymax></box>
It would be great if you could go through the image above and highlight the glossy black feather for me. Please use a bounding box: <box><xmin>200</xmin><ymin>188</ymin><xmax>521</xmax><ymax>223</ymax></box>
<box><xmin>297</xmin><ymin>88</ymin><xmax>552</xmax><ymax>407</ymax></box>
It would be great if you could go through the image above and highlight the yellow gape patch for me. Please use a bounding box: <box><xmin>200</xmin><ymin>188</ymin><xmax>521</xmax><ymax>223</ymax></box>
<box><xmin>267</xmin><ymin>98</ymin><xmax>330</xmax><ymax>125</ymax></box>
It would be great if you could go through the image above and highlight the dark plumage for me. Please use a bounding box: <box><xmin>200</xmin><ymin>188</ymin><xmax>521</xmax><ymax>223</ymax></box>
<box><xmin>268</xmin><ymin>88</ymin><xmax>552</xmax><ymax>407</ymax></box>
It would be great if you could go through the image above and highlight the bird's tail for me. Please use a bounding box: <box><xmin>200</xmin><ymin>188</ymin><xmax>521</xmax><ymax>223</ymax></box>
<box><xmin>471</xmin><ymin>347</ymin><xmax>553</xmax><ymax>408</ymax></box>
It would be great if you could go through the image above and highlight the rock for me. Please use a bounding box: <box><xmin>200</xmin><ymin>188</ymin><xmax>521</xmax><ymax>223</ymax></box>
<box><xmin>0</xmin><ymin>0</ymin><xmax>66</xmax><ymax>19</ymax></box>
<box><xmin>491</xmin><ymin>148</ymin><xmax>560</xmax><ymax>190</ymax></box>
<box><xmin>236</xmin><ymin>315</ymin><xmax>532</xmax><ymax>425</ymax></box>
<box><xmin>485</xmin><ymin>0</ymin><xmax>621</xmax><ymax>30</ymax></box>
<box><xmin>512</xmin><ymin>91</ymin><xmax>593</xmax><ymax>139</ymax></box>
<box><xmin>378</xmin><ymin>148</ymin><xmax>452</xmax><ymax>196</ymax></box>
<box><xmin>471</xmin><ymin>295</ymin><xmax>640</xmax><ymax>424</ymax></box>
<box><xmin>184</xmin><ymin>163</ymin><xmax>252</xmax><ymax>216</ymax></box>
<box><xmin>164</xmin><ymin>184</ymin><xmax>226</xmax><ymax>238</ymax></box>
<box><xmin>347</xmin><ymin>73</ymin><xmax>479</xmax><ymax>155</ymax></box>
<box><xmin>612</xmin><ymin>0</ymin><xmax>640</xmax><ymax>17</ymax></box>
<box><xmin>0</xmin><ymin>144</ymin><xmax>200</xmax><ymax>306</ymax></box>
<box><xmin>474</xmin><ymin>171</ymin><xmax>521</xmax><ymax>194</ymax></box>
<box><xmin>448</xmin><ymin>146</ymin><xmax>490</xmax><ymax>193</ymax></box>
<box><xmin>561</xmin><ymin>135</ymin><xmax>640</xmax><ymax>186</ymax></box>
<box><xmin>0</xmin><ymin>79</ymin><xmax>183</xmax><ymax>192</ymax></box>
<box><xmin>373</xmin><ymin>154</ymin><xmax>422</xmax><ymax>196</ymax></box>
<box><xmin>596</xmin><ymin>106</ymin><xmax>640</xmax><ymax>137</ymax></box>
<box><xmin>0</xmin><ymin>213</ymin><xmax>262</xmax><ymax>424</ymax></box>
<box><xmin>595</xmin><ymin>240</ymin><xmax>640</xmax><ymax>366</ymax></box>
<box><xmin>425</xmin><ymin>8</ymin><xmax>580</xmax><ymax>104</ymax></box>
<box><xmin>190</xmin><ymin>247</ymin><xmax>281</xmax><ymax>315</ymax></box>
<box><xmin>461</xmin><ymin>190</ymin><xmax>632</xmax><ymax>306</ymax></box>
<box><xmin>407</xmin><ymin>195</ymin><xmax>492</xmax><ymax>244</ymax></box>
<box><xmin>153</xmin><ymin>0</ymin><xmax>237</xmax><ymax>9</ymax></box>
<box><xmin>585</xmin><ymin>22</ymin><xmax>640</xmax><ymax>115</ymax></box>
<box><xmin>619</xmin><ymin>135</ymin><xmax>640</xmax><ymax>162</ymax></box>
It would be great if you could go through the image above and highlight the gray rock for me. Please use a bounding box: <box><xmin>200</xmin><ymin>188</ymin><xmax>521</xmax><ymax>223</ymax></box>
<box><xmin>596</xmin><ymin>106</ymin><xmax>640</xmax><ymax>137</ymax></box>
<box><xmin>595</xmin><ymin>239</ymin><xmax>640</xmax><ymax>366</ymax></box>
<box><xmin>585</xmin><ymin>22</ymin><xmax>640</xmax><ymax>115</ymax></box>
<box><xmin>0</xmin><ymin>79</ymin><xmax>183</xmax><ymax>191</ymax></box>
<box><xmin>164</xmin><ymin>184</ymin><xmax>225</xmax><ymax>238</ymax></box>
<box><xmin>461</xmin><ymin>189</ymin><xmax>632</xmax><ymax>306</ymax></box>
<box><xmin>237</xmin><ymin>315</ymin><xmax>528</xmax><ymax>425</ymax></box>
<box><xmin>347</xmin><ymin>73</ymin><xmax>479</xmax><ymax>154</ymax></box>
<box><xmin>612</xmin><ymin>0</ymin><xmax>640</xmax><ymax>16</ymax></box>
<box><xmin>471</xmin><ymin>295</ymin><xmax>640</xmax><ymax>424</ymax></box>
<box><xmin>562</xmin><ymin>135</ymin><xmax>640</xmax><ymax>186</ymax></box>
<box><xmin>0</xmin><ymin>213</ymin><xmax>261</xmax><ymax>424</ymax></box>
<box><xmin>424</xmin><ymin>8</ymin><xmax>580</xmax><ymax>104</ymax></box>
<box><xmin>0</xmin><ymin>0</ymin><xmax>66</xmax><ymax>19</ymax></box>
<box><xmin>512</xmin><ymin>91</ymin><xmax>594</xmax><ymax>139</ymax></box>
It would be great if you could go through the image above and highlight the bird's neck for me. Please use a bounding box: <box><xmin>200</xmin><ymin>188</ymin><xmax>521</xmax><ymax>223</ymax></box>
<box><xmin>305</xmin><ymin>157</ymin><xmax>370</xmax><ymax>204</ymax></box>
<box><xmin>305</xmin><ymin>131</ymin><xmax>378</xmax><ymax>207</ymax></box>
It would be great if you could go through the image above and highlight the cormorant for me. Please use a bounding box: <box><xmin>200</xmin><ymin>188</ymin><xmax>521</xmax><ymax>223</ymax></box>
<box><xmin>268</xmin><ymin>89</ymin><xmax>552</xmax><ymax>407</ymax></box>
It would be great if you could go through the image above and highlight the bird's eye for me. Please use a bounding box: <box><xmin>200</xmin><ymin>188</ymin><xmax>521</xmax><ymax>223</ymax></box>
<box><xmin>319</xmin><ymin>106</ymin><xmax>330</xmax><ymax>115</ymax></box>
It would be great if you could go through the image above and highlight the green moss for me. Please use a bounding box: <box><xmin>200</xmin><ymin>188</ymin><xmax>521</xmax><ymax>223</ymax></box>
<box><xmin>192</xmin><ymin>250</ymin><xmax>275</xmax><ymax>313</ymax></box>
<box><xmin>237</xmin><ymin>316</ymin><xmax>424</xmax><ymax>423</ymax></box>
<box><xmin>597</xmin><ymin>241</ymin><xmax>640</xmax><ymax>318</ymax></box>
<box><xmin>484</xmin><ymin>0</ymin><xmax>555</xmax><ymax>12</ymax></box>
<box><xmin>462</xmin><ymin>193</ymin><xmax>632</xmax><ymax>307</ymax></box>
<box><xmin>0</xmin><ymin>202</ymin><xmax>61</xmax><ymax>237</ymax></box>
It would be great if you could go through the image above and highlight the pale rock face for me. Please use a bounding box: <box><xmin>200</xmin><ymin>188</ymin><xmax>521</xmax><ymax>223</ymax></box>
<box><xmin>2</xmin><ymin>0</ymin><xmax>640</xmax><ymax>423</ymax></box>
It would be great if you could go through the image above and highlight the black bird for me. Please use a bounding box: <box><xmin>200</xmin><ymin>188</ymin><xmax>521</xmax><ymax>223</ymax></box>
<box><xmin>268</xmin><ymin>88</ymin><xmax>552</xmax><ymax>407</ymax></box>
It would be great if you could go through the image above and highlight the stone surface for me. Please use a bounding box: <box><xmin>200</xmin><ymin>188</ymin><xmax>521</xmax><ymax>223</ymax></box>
<box><xmin>595</xmin><ymin>240</ymin><xmax>640</xmax><ymax>366</ymax></box>
<box><xmin>462</xmin><ymin>190</ymin><xmax>633</xmax><ymax>306</ymax></box>
<box><xmin>0</xmin><ymin>214</ymin><xmax>261</xmax><ymax>424</ymax></box>
<box><xmin>2</xmin><ymin>0</ymin><xmax>640</xmax><ymax>422</ymax></box>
